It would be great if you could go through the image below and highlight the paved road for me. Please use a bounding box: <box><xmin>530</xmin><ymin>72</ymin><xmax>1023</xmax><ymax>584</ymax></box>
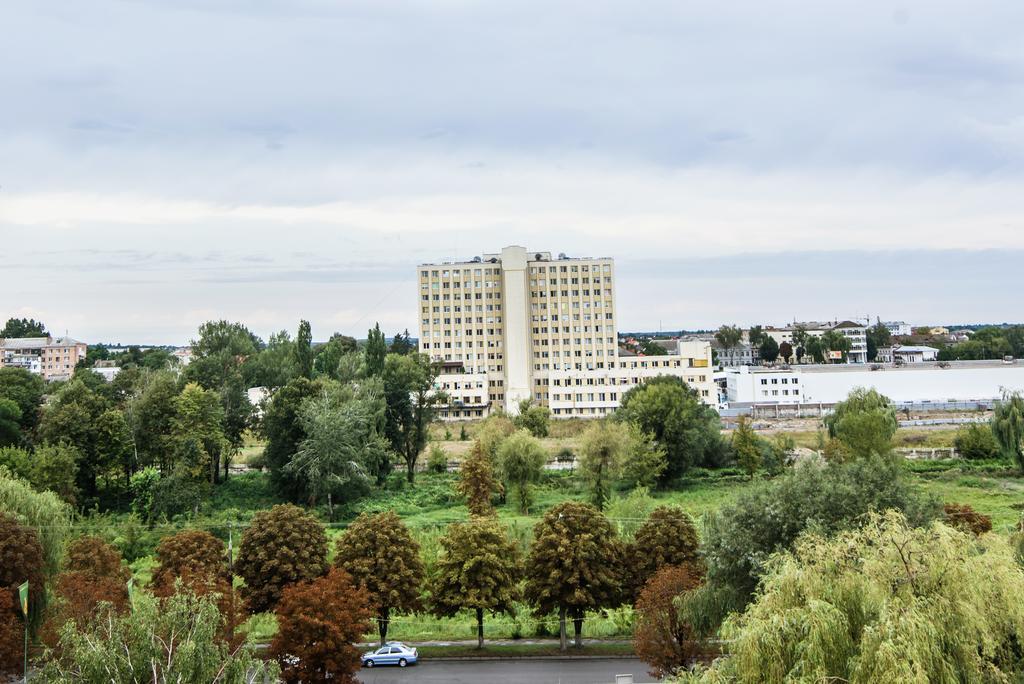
<box><xmin>357</xmin><ymin>658</ymin><xmax>656</xmax><ymax>684</ymax></box>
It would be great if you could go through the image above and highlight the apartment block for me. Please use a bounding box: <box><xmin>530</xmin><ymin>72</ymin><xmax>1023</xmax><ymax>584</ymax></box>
<box><xmin>764</xmin><ymin>320</ymin><xmax>868</xmax><ymax>364</ymax></box>
<box><xmin>417</xmin><ymin>245</ymin><xmax>714</xmax><ymax>420</ymax></box>
<box><xmin>0</xmin><ymin>335</ymin><xmax>87</xmax><ymax>381</ymax></box>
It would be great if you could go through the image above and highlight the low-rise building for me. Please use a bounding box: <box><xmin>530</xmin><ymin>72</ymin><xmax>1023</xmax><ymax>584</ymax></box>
<box><xmin>0</xmin><ymin>335</ymin><xmax>87</xmax><ymax>381</ymax></box>
<box><xmin>877</xmin><ymin>345</ymin><xmax>939</xmax><ymax>364</ymax></box>
<box><xmin>724</xmin><ymin>359</ymin><xmax>1024</xmax><ymax>408</ymax></box>
<box><xmin>713</xmin><ymin>340</ymin><xmax>758</xmax><ymax>367</ymax></box>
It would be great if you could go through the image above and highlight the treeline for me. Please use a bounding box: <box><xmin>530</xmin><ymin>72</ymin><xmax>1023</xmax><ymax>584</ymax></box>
<box><xmin>0</xmin><ymin>319</ymin><xmax>424</xmax><ymax>515</ymax></box>
<box><xmin>937</xmin><ymin>325</ymin><xmax>1024</xmax><ymax>360</ymax></box>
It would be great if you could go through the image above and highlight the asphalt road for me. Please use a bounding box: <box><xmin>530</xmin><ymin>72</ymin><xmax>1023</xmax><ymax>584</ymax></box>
<box><xmin>357</xmin><ymin>658</ymin><xmax>656</xmax><ymax>684</ymax></box>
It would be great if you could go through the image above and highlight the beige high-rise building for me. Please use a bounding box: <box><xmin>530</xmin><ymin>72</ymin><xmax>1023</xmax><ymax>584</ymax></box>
<box><xmin>417</xmin><ymin>246</ymin><xmax>714</xmax><ymax>420</ymax></box>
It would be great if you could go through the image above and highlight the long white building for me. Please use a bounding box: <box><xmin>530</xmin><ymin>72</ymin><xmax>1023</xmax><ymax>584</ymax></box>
<box><xmin>725</xmin><ymin>360</ymin><xmax>1024</xmax><ymax>408</ymax></box>
<box><xmin>418</xmin><ymin>246</ymin><xmax>715</xmax><ymax>420</ymax></box>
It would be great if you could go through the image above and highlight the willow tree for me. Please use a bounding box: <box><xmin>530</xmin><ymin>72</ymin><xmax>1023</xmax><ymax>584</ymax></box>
<box><xmin>681</xmin><ymin>511</ymin><xmax>1024</xmax><ymax>683</ymax></box>
<box><xmin>993</xmin><ymin>391</ymin><xmax>1024</xmax><ymax>470</ymax></box>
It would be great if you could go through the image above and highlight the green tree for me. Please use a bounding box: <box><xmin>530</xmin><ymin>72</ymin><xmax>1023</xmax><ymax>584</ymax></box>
<box><xmin>184</xmin><ymin>320</ymin><xmax>260</xmax><ymax>391</ymax></box>
<box><xmin>312</xmin><ymin>333</ymin><xmax>357</xmax><ymax>379</ymax></box>
<box><xmin>0</xmin><ymin>398</ymin><xmax>20</xmax><ymax>447</ymax></box>
<box><xmin>953</xmin><ymin>423</ymin><xmax>1001</xmax><ymax>460</ymax></box>
<box><xmin>37</xmin><ymin>379</ymin><xmax>114</xmax><ymax>501</ymax></box>
<box><xmin>133</xmin><ymin>370</ymin><xmax>179</xmax><ymax>473</ymax></box>
<box><xmin>0</xmin><ymin>446</ymin><xmax>31</xmax><ymax>480</ymax></box>
<box><xmin>365</xmin><ymin>323</ymin><xmax>387</xmax><ymax>376</ymax></box>
<box><xmin>431</xmin><ymin>519</ymin><xmax>522</xmax><ymax>648</ymax></box>
<box><xmin>824</xmin><ymin>387</ymin><xmax>898</xmax><ymax>459</ymax></box>
<box><xmin>820</xmin><ymin>329</ymin><xmax>852</xmax><ymax>362</ymax></box>
<box><xmin>334</xmin><ymin>511</ymin><xmax>425</xmax><ymax>645</ymax></box>
<box><xmin>865</xmin><ymin>321</ymin><xmax>892</xmax><ymax>361</ymax></box>
<box><xmin>456</xmin><ymin>442</ymin><xmax>499</xmax><ymax>516</ymax></box>
<box><xmin>525</xmin><ymin>502</ymin><xmax>624</xmax><ymax>650</ymax></box>
<box><xmin>731</xmin><ymin>416</ymin><xmax>762</xmax><ymax>478</ymax></box>
<box><xmin>1</xmin><ymin>317</ymin><xmax>47</xmax><ymax>337</ymax></box>
<box><xmin>31</xmin><ymin>443</ymin><xmax>80</xmax><ymax>505</ymax></box>
<box><xmin>758</xmin><ymin>336</ymin><xmax>779</xmax><ymax>365</ymax></box>
<box><xmin>260</xmin><ymin>376</ymin><xmax>325</xmax><ymax>500</ymax></box>
<box><xmin>993</xmin><ymin>391</ymin><xmax>1024</xmax><ymax>470</ymax></box>
<box><xmin>0</xmin><ymin>367</ymin><xmax>45</xmax><ymax>434</ymax></box>
<box><xmin>714</xmin><ymin>325</ymin><xmax>743</xmax><ymax>351</ymax></box>
<box><xmin>284</xmin><ymin>383</ymin><xmax>387</xmax><ymax>513</ymax></box>
<box><xmin>243</xmin><ymin>330</ymin><xmax>296</xmax><ymax>389</ymax></box>
<box><xmin>578</xmin><ymin>420</ymin><xmax>631</xmax><ymax>509</ymax></box>
<box><xmin>294</xmin><ymin>319</ymin><xmax>313</xmax><ymax>379</ymax></box>
<box><xmin>621</xmin><ymin>424</ymin><xmax>668</xmax><ymax>489</ymax></box>
<box><xmin>172</xmin><ymin>383</ymin><xmax>226</xmax><ymax>483</ymax></box>
<box><xmin>682</xmin><ymin>512</ymin><xmax>1024</xmax><ymax>683</ymax></box>
<box><xmin>218</xmin><ymin>374</ymin><xmax>253</xmax><ymax>481</ymax></box>
<box><xmin>747</xmin><ymin>325</ymin><xmax>765</xmax><ymax>347</ymax></box>
<box><xmin>513</xmin><ymin>398</ymin><xmax>550</xmax><ymax>437</ymax></box>
<box><xmin>616</xmin><ymin>376</ymin><xmax>725</xmax><ymax>482</ymax></box>
<box><xmin>692</xmin><ymin>456</ymin><xmax>939</xmax><ymax>628</ymax></box>
<box><xmin>236</xmin><ymin>504</ymin><xmax>328</xmax><ymax>614</ymax></box>
<box><xmin>389</xmin><ymin>329</ymin><xmax>414</xmax><ymax>355</ymax></box>
<box><xmin>38</xmin><ymin>590</ymin><xmax>277</xmax><ymax>684</ymax></box>
<box><xmin>382</xmin><ymin>353</ymin><xmax>442</xmax><ymax>482</ymax></box>
<box><xmin>496</xmin><ymin>429</ymin><xmax>547</xmax><ymax>513</ymax></box>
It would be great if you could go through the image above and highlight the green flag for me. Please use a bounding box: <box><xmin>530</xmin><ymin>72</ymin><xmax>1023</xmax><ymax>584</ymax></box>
<box><xmin>18</xmin><ymin>581</ymin><xmax>28</xmax><ymax>617</ymax></box>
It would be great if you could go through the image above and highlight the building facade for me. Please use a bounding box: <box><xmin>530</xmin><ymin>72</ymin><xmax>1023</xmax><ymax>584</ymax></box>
<box><xmin>0</xmin><ymin>335</ymin><xmax>87</xmax><ymax>381</ymax></box>
<box><xmin>418</xmin><ymin>246</ymin><xmax>714</xmax><ymax>419</ymax></box>
<box><xmin>883</xmin><ymin>321</ymin><xmax>912</xmax><ymax>337</ymax></box>
<box><xmin>876</xmin><ymin>345</ymin><xmax>940</xmax><ymax>364</ymax></box>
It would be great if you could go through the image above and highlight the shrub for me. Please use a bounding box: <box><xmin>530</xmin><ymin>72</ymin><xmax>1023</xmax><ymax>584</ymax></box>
<box><xmin>45</xmin><ymin>536</ymin><xmax>131</xmax><ymax>640</ymax></box>
<box><xmin>0</xmin><ymin>591</ymin><xmax>24</xmax><ymax>675</ymax></box>
<box><xmin>954</xmin><ymin>423</ymin><xmax>1002</xmax><ymax>460</ymax></box>
<box><xmin>0</xmin><ymin>446</ymin><xmax>31</xmax><ymax>480</ymax></box>
<box><xmin>698</xmin><ymin>455</ymin><xmax>940</xmax><ymax>620</ymax></box>
<box><xmin>634</xmin><ymin>564</ymin><xmax>703</xmax><ymax>678</ymax></box>
<box><xmin>236</xmin><ymin>504</ymin><xmax>328</xmax><ymax>614</ymax></box>
<box><xmin>270</xmin><ymin>567</ymin><xmax>373</xmax><ymax>684</ymax></box>
<box><xmin>30</xmin><ymin>443</ymin><xmax>80</xmax><ymax>506</ymax></box>
<box><xmin>944</xmin><ymin>503</ymin><xmax>992</xmax><ymax>536</ymax></box>
<box><xmin>823</xmin><ymin>387</ymin><xmax>898</xmax><ymax>458</ymax></box>
<box><xmin>37</xmin><ymin>589</ymin><xmax>277</xmax><ymax>683</ymax></box>
<box><xmin>426</xmin><ymin>444</ymin><xmax>448</xmax><ymax>473</ymax></box>
<box><xmin>333</xmin><ymin>510</ymin><xmax>424</xmax><ymax>644</ymax></box>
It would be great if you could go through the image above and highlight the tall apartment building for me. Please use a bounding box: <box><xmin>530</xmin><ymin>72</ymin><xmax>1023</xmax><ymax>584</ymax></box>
<box><xmin>417</xmin><ymin>246</ymin><xmax>714</xmax><ymax>420</ymax></box>
<box><xmin>0</xmin><ymin>335</ymin><xmax>87</xmax><ymax>381</ymax></box>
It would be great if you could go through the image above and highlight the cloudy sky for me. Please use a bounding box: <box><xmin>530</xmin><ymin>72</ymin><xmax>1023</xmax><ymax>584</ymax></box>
<box><xmin>2</xmin><ymin>1</ymin><xmax>1022</xmax><ymax>344</ymax></box>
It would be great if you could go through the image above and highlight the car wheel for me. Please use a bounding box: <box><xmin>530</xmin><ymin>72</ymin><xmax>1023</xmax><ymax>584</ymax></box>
<box><xmin>399</xmin><ymin>658</ymin><xmax>407</xmax><ymax>667</ymax></box>
<box><xmin>365</xmin><ymin>660</ymin><xmax>374</xmax><ymax>668</ymax></box>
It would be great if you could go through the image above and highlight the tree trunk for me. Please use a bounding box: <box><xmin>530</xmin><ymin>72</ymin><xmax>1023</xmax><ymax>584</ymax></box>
<box><xmin>406</xmin><ymin>455</ymin><xmax>416</xmax><ymax>483</ymax></box>
<box><xmin>476</xmin><ymin>607</ymin><xmax>484</xmax><ymax>649</ymax></box>
<box><xmin>378</xmin><ymin>606</ymin><xmax>389</xmax><ymax>646</ymax></box>
<box><xmin>573</xmin><ymin>609</ymin><xmax>584</xmax><ymax>649</ymax></box>
<box><xmin>559</xmin><ymin>606</ymin><xmax>567</xmax><ymax>651</ymax></box>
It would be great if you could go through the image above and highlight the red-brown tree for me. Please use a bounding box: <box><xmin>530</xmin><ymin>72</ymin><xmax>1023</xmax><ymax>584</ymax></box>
<box><xmin>269</xmin><ymin>567</ymin><xmax>374</xmax><ymax>684</ymax></box>
<box><xmin>633</xmin><ymin>563</ymin><xmax>704</xmax><ymax>678</ymax></box>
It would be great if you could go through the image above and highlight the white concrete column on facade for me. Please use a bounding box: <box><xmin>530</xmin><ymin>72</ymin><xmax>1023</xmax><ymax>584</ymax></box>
<box><xmin>500</xmin><ymin>245</ymin><xmax>532</xmax><ymax>414</ymax></box>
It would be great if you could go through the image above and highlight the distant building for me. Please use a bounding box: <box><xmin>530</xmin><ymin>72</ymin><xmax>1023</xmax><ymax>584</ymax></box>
<box><xmin>417</xmin><ymin>246</ymin><xmax>715</xmax><ymax>420</ymax></box>
<box><xmin>172</xmin><ymin>347</ymin><xmax>193</xmax><ymax>366</ymax></box>
<box><xmin>877</xmin><ymin>345</ymin><xmax>940</xmax><ymax>364</ymax></box>
<box><xmin>713</xmin><ymin>340</ymin><xmax>758</xmax><ymax>367</ymax></box>
<box><xmin>764</xmin><ymin>320</ymin><xmax>868</xmax><ymax>364</ymax></box>
<box><xmin>883</xmin><ymin>321</ymin><xmax>912</xmax><ymax>337</ymax></box>
<box><xmin>929</xmin><ymin>326</ymin><xmax>950</xmax><ymax>336</ymax></box>
<box><xmin>0</xmin><ymin>335</ymin><xmax>87</xmax><ymax>381</ymax></box>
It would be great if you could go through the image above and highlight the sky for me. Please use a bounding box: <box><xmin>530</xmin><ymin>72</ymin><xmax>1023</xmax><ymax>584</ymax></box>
<box><xmin>2</xmin><ymin>1</ymin><xmax>1023</xmax><ymax>345</ymax></box>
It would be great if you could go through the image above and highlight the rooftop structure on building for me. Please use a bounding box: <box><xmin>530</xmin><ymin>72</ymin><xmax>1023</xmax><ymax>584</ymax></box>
<box><xmin>417</xmin><ymin>246</ymin><xmax>715</xmax><ymax>419</ymax></box>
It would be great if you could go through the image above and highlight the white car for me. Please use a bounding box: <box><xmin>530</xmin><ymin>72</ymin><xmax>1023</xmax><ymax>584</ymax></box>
<box><xmin>361</xmin><ymin>642</ymin><xmax>419</xmax><ymax>668</ymax></box>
